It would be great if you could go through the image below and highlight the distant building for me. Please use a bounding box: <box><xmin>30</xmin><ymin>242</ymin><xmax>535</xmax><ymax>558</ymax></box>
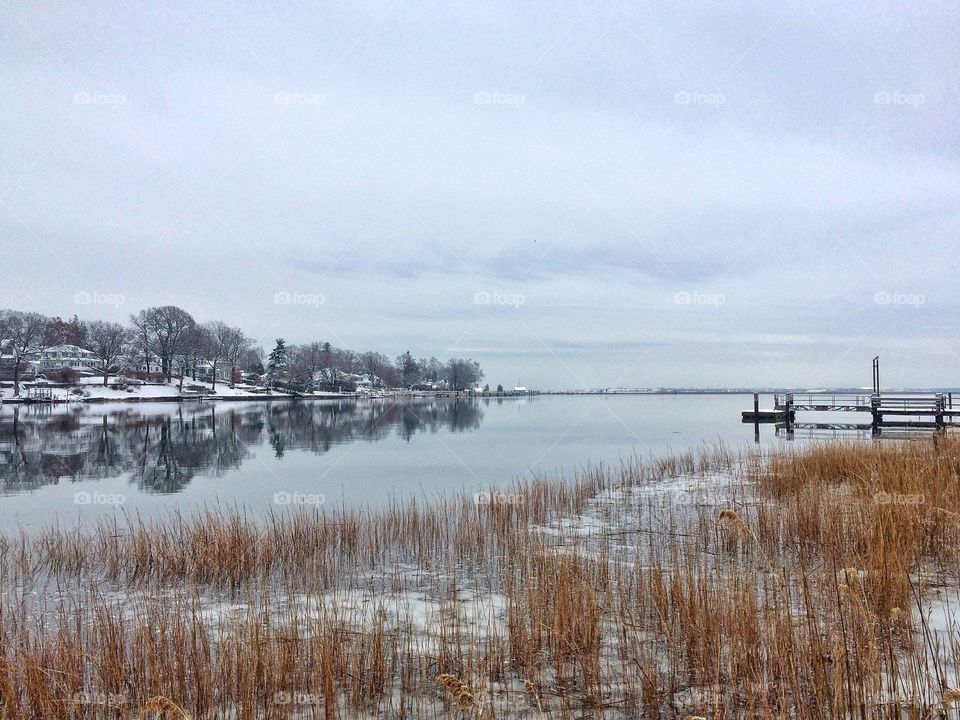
<box><xmin>0</xmin><ymin>339</ymin><xmax>37</xmax><ymax>381</ymax></box>
<box><xmin>194</xmin><ymin>361</ymin><xmax>231</xmax><ymax>383</ymax></box>
<box><xmin>0</xmin><ymin>355</ymin><xmax>29</xmax><ymax>381</ymax></box>
<box><xmin>37</xmin><ymin>345</ymin><xmax>103</xmax><ymax>374</ymax></box>
<box><xmin>513</xmin><ymin>386</ymin><xmax>528</xmax><ymax>394</ymax></box>
<box><xmin>117</xmin><ymin>355</ymin><xmax>163</xmax><ymax>376</ymax></box>
<box><xmin>137</xmin><ymin>360</ymin><xmax>164</xmax><ymax>375</ymax></box>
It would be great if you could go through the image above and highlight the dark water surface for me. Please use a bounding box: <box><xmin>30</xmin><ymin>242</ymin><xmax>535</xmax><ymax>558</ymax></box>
<box><xmin>0</xmin><ymin>394</ymin><xmax>804</xmax><ymax>529</ymax></box>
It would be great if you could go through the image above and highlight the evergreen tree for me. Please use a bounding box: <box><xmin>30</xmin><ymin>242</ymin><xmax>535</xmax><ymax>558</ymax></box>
<box><xmin>267</xmin><ymin>338</ymin><xmax>289</xmax><ymax>389</ymax></box>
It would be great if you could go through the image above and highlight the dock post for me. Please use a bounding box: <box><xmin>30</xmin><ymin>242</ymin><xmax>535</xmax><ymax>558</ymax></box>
<box><xmin>785</xmin><ymin>393</ymin><xmax>794</xmax><ymax>431</ymax></box>
<box><xmin>871</xmin><ymin>395</ymin><xmax>881</xmax><ymax>433</ymax></box>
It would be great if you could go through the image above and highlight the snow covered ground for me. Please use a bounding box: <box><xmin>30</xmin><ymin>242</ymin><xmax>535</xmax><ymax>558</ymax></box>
<box><xmin>0</xmin><ymin>377</ymin><xmax>330</xmax><ymax>402</ymax></box>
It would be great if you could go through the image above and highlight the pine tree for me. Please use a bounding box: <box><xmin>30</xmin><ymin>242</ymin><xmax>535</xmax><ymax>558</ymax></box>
<box><xmin>267</xmin><ymin>338</ymin><xmax>289</xmax><ymax>390</ymax></box>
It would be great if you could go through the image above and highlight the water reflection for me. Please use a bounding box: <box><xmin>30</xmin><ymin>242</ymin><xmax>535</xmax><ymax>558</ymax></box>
<box><xmin>0</xmin><ymin>399</ymin><xmax>484</xmax><ymax>496</ymax></box>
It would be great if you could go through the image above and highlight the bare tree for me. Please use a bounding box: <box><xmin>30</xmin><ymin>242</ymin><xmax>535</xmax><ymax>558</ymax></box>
<box><xmin>85</xmin><ymin>321</ymin><xmax>129</xmax><ymax>386</ymax></box>
<box><xmin>222</xmin><ymin>328</ymin><xmax>253</xmax><ymax>388</ymax></box>
<box><xmin>130</xmin><ymin>306</ymin><xmax>195</xmax><ymax>381</ymax></box>
<box><xmin>183</xmin><ymin>325</ymin><xmax>215</xmax><ymax>380</ymax></box>
<box><xmin>128</xmin><ymin>311</ymin><xmax>155</xmax><ymax>376</ymax></box>
<box><xmin>419</xmin><ymin>356</ymin><xmax>444</xmax><ymax>385</ymax></box>
<box><xmin>0</xmin><ymin>311</ymin><xmax>48</xmax><ymax>396</ymax></box>
<box><xmin>204</xmin><ymin>321</ymin><xmax>234</xmax><ymax>391</ymax></box>
<box><xmin>444</xmin><ymin>358</ymin><xmax>484</xmax><ymax>391</ymax></box>
<box><xmin>290</xmin><ymin>341</ymin><xmax>325</xmax><ymax>392</ymax></box>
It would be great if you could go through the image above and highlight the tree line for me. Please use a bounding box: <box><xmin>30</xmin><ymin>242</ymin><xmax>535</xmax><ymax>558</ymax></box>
<box><xmin>263</xmin><ymin>340</ymin><xmax>483</xmax><ymax>394</ymax></box>
<box><xmin>0</xmin><ymin>307</ymin><xmax>484</xmax><ymax>396</ymax></box>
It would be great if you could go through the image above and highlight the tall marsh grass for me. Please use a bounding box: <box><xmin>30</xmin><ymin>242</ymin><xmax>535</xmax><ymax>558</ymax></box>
<box><xmin>0</xmin><ymin>438</ymin><xmax>959</xmax><ymax>717</ymax></box>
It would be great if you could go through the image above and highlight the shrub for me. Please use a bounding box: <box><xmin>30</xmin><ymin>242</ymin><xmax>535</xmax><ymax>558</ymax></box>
<box><xmin>40</xmin><ymin>368</ymin><xmax>81</xmax><ymax>384</ymax></box>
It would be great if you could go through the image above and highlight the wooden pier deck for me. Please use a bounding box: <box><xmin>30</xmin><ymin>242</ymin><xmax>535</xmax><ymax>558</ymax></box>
<box><xmin>743</xmin><ymin>391</ymin><xmax>959</xmax><ymax>435</ymax></box>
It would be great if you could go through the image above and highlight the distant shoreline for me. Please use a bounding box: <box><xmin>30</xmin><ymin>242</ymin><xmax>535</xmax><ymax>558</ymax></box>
<box><xmin>3</xmin><ymin>387</ymin><xmax>957</xmax><ymax>406</ymax></box>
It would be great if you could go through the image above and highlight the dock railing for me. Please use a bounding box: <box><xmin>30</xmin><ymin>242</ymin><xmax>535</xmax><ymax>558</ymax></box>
<box><xmin>871</xmin><ymin>394</ymin><xmax>945</xmax><ymax>414</ymax></box>
<box><xmin>778</xmin><ymin>393</ymin><xmax>873</xmax><ymax>412</ymax></box>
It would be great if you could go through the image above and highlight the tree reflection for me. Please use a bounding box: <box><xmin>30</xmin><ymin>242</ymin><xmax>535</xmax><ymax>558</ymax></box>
<box><xmin>0</xmin><ymin>399</ymin><xmax>484</xmax><ymax>495</ymax></box>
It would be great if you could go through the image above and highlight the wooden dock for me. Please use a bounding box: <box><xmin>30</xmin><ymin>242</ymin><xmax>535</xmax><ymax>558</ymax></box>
<box><xmin>743</xmin><ymin>391</ymin><xmax>959</xmax><ymax>435</ymax></box>
<box><xmin>743</xmin><ymin>358</ymin><xmax>958</xmax><ymax>437</ymax></box>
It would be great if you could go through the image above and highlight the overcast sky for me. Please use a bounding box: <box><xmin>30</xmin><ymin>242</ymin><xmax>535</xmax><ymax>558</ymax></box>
<box><xmin>1</xmin><ymin>1</ymin><xmax>958</xmax><ymax>389</ymax></box>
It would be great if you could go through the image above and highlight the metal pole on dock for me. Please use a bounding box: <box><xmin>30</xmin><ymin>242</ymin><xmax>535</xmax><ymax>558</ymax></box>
<box><xmin>753</xmin><ymin>394</ymin><xmax>760</xmax><ymax>443</ymax></box>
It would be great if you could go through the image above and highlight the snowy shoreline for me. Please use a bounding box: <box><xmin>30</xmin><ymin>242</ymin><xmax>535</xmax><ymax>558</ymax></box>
<box><xmin>0</xmin><ymin>377</ymin><xmax>357</xmax><ymax>404</ymax></box>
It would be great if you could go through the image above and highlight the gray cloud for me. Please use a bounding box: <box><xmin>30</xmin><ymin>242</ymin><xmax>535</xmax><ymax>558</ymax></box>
<box><xmin>1</xmin><ymin>1</ymin><xmax>958</xmax><ymax>389</ymax></box>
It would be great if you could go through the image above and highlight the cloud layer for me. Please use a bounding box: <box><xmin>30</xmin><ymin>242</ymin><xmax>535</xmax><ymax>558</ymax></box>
<box><xmin>2</xmin><ymin>1</ymin><xmax>958</xmax><ymax>388</ymax></box>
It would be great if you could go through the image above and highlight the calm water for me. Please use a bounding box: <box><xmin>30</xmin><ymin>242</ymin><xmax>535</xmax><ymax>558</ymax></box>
<box><xmin>0</xmin><ymin>394</ymin><xmax>819</xmax><ymax>530</ymax></box>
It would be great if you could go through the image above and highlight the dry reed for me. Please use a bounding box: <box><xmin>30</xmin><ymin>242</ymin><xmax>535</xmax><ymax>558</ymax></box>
<box><xmin>0</xmin><ymin>438</ymin><xmax>958</xmax><ymax>717</ymax></box>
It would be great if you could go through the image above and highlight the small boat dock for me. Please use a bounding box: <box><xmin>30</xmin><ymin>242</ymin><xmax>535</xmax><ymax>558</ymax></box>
<box><xmin>743</xmin><ymin>357</ymin><xmax>958</xmax><ymax>437</ymax></box>
<box><xmin>743</xmin><ymin>392</ymin><xmax>959</xmax><ymax>431</ymax></box>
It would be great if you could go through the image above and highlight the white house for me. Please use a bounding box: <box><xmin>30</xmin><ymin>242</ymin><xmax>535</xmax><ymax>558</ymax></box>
<box><xmin>193</xmin><ymin>361</ymin><xmax>232</xmax><ymax>383</ymax></box>
<box><xmin>37</xmin><ymin>345</ymin><xmax>103</xmax><ymax>374</ymax></box>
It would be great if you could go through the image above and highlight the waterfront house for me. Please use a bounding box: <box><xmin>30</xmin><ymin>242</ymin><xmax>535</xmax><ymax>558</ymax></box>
<box><xmin>38</xmin><ymin>345</ymin><xmax>103</xmax><ymax>375</ymax></box>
